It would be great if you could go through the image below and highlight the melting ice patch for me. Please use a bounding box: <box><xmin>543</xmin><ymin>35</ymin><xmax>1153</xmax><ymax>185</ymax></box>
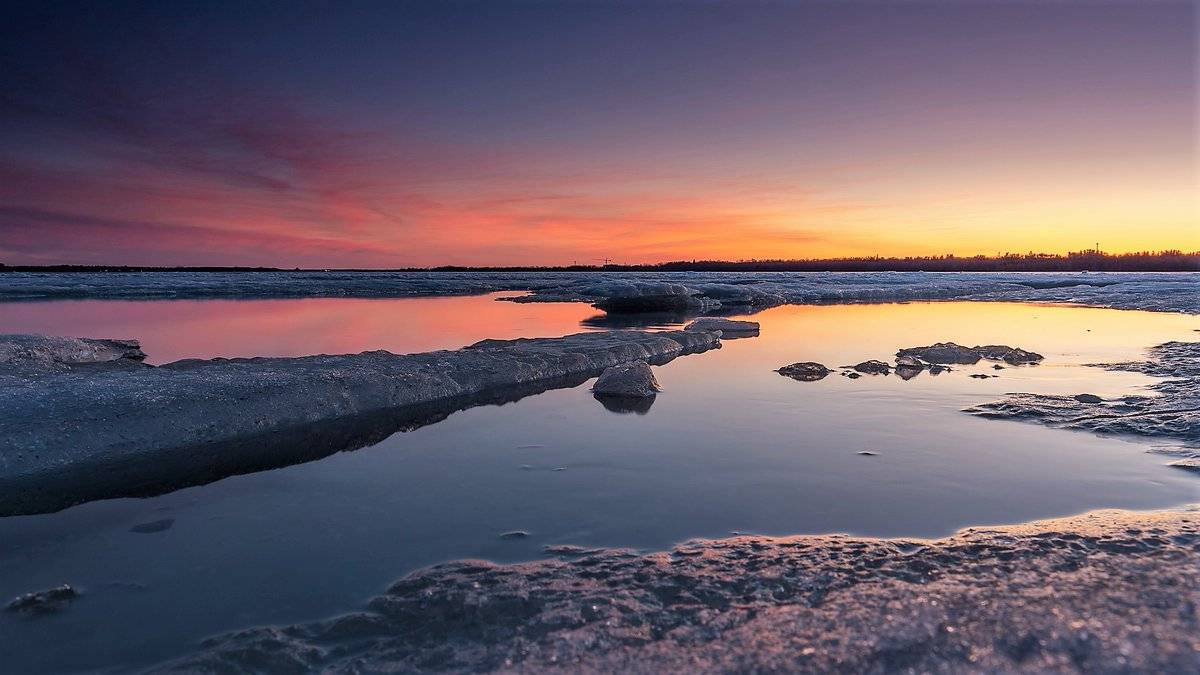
<box><xmin>967</xmin><ymin>341</ymin><xmax>1200</xmax><ymax>452</ymax></box>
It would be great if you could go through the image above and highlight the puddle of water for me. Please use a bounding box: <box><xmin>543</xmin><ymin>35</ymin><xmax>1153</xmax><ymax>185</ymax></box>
<box><xmin>0</xmin><ymin>298</ymin><xmax>1196</xmax><ymax>673</ymax></box>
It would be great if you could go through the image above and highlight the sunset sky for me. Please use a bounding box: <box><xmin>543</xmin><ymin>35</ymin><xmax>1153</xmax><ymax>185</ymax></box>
<box><xmin>1</xmin><ymin>1</ymin><xmax>1196</xmax><ymax>267</ymax></box>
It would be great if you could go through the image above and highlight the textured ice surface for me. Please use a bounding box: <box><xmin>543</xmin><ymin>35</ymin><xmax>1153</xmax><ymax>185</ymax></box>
<box><xmin>1</xmin><ymin>271</ymin><xmax>1195</xmax><ymax>313</ymax></box>
<box><xmin>0</xmin><ymin>330</ymin><xmax>719</xmax><ymax>515</ymax></box>
<box><xmin>968</xmin><ymin>341</ymin><xmax>1200</xmax><ymax>450</ymax></box>
<box><xmin>154</xmin><ymin>508</ymin><xmax>1200</xmax><ymax>674</ymax></box>
<box><xmin>0</xmin><ymin>334</ymin><xmax>146</xmax><ymax>377</ymax></box>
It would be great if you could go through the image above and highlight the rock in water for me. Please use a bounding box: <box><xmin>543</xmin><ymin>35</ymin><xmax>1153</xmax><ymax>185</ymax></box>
<box><xmin>1000</xmin><ymin>347</ymin><xmax>1044</xmax><ymax>365</ymax></box>
<box><xmin>894</xmin><ymin>355</ymin><xmax>926</xmax><ymax>380</ymax></box>
<box><xmin>777</xmin><ymin>362</ymin><xmax>831</xmax><ymax>382</ymax></box>
<box><xmin>1074</xmin><ymin>393</ymin><xmax>1103</xmax><ymax>404</ymax></box>
<box><xmin>897</xmin><ymin>342</ymin><xmax>981</xmax><ymax>365</ymax></box>
<box><xmin>852</xmin><ymin>360</ymin><xmax>891</xmax><ymax>375</ymax></box>
<box><xmin>898</xmin><ymin>343</ymin><xmax>1044</xmax><ymax>367</ymax></box>
<box><xmin>977</xmin><ymin>344</ymin><xmax>1044</xmax><ymax>364</ymax></box>
<box><xmin>6</xmin><ymin>585</ymin><xmax>78</xmax><ymax>615</ymax></box>
<box><xmin>592</xmin><ymin>360</ymin><xmax>660</xmax><ymax>398</ymax></box>
<box><xmin>683</xmin><ymin>318</ymin><xmax>760</xmax><ymax>336</ymax></box>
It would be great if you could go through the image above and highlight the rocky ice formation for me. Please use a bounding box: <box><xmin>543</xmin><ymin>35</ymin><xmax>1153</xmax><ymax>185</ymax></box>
<box><xmin>777</xmin><ymin>362</ymin><xmax>831</xmax><ymax>381</ymax></box>
<box><xmin>1</xmin><ymin>271</ymin><xmax>1195</xmax><ymax>313</ymax></box>
<box><xmin>897</xmin><ymin>342</ymin><xmax>1043</xmax><ymax>366</ymax></box>
<box><xmin>683</xmin><ymin>317</ymin><xmax>760</xmax><ymax>336</ymax></box>
<box><xmin>592</xmin><ymin>360</ymin><xmax>661</xmax><ymax>398</ymax></box>
<box><xmin>0</xmin><ymin>334</ymin><xmax>145</xmax><ymax>378</ymax></box>
<box><xmin>0</xmin><ymin>330</ymin><xmax>720</xmax><ymax>516</ymax></box>
<box><xmin>967</xmin><ymin>341</ymin><xmax>1200</xmax><ymax>450</ymax></box>
<box><xmin>586</xmin><ymin>282</ymin><xmax>718</xmax><ymax>314</ymax></box>
<box><xmin>154</xmin><ymin>508</ymin><xmax>1200</xmax><ymax>673</ymax></box>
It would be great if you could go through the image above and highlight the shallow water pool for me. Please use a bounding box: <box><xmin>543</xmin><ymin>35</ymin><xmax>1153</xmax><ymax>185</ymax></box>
<box><xmin>0</xmin><ymin>297</ymin><xmax>1196</xmax><ymax>672</ymax></box>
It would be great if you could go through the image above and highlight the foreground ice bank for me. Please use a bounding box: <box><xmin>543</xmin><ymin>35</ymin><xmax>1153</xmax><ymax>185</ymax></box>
<box><xmin>0</xmin><ymin>330</ymin><xmax>720</xmax><ymax>515</ymax></box>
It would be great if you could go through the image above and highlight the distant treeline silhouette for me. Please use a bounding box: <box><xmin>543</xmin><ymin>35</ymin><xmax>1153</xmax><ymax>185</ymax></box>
<box><xmin>2</xmin><ymin>250</ymin><xmax>1197</xmax><ymax>273</ymax></box>
<box><xmin>434</xmin><ymin>250</ymin><xmax>1200</xmax><ymax>272</ymax></box>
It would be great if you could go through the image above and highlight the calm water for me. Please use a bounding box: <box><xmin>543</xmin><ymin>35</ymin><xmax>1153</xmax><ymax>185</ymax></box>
<box><xmin>0</xmin><ymin>296</ymin><xmax>1197</xmax><ymax>672</ymax></box>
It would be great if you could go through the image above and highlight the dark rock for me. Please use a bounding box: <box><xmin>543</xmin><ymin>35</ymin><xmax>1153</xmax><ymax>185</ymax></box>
<box><xmin>1000</xmin><ymin>347</ymin><xmax>1044</xmax><ymax>365</ymax></box>
<box><xmin>852</xmin><ymin>360</ymin><xmax>891</xmax><ymax>375</ymax></box>
<box><xmin>897</xmin><ymin>342</ymin><xmax>981</xmax><ymax>365</ymax></box>
<box><xmin>1074</xmin><ymin>394</ymin><xmax>1103</xmax><ymax>404</ymax></box>
<box><xmin>5</xmin><ymin>585</ymin><xmax>78</xmax><ymax>615</ymax></box>
<box><xmin>857</xmin><ymin>451</ymin><xmax>878</xmax><ymax>456</ymax></box>
<box><xmin>500</xmin><ymin>531</ymin><xmax>530</xmax><ymax>539</ymax></box>
<box><xmin>777</xmin><ymin>362</ymin><xmax>831</xmax><ymax>382</ymax></box>
<box><xmin>969</xmin><ymin>374</ymin><xmax>993</xmax><ymax>379</ymax></box>
<box><xmin>992</xmin><ymin>364</ymin><xmax>1005</xmax><ymax>370</ymax></box>
<box><xmin>846</xmin><ymin>372</ymin><xmax>862</xmax><ymax>379</ymax></box>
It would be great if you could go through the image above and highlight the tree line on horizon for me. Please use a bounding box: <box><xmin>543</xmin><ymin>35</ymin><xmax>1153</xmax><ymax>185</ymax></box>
<box><xmin>1</xmin><ymin>249</ymin><xmax>1197</xmax><ymax>273</ymax></box>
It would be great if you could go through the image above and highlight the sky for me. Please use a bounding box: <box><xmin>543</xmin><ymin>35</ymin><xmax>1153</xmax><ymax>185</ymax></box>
<box><xmin>1</xmin><ymin>0</ymin><xmax>1196</xmax><ymax>267</ymax></box>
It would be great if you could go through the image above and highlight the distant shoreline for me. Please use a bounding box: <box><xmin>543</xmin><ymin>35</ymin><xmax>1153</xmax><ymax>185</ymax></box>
<box><xmin>2</xmin><ymin>251</ymin><xmax>1197</xmax><ymax>274</ymax></box>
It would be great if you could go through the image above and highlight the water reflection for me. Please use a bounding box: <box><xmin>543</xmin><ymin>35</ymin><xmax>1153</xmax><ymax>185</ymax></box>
<box><xmin>0</xmin><ymin>293</ymin><xmax>598</xmax><ymax>364</ymax></box>
<box><xmin>594</xmin><ymin>393</ymin><xmax>657</xmax><ymax>415</ymax></box>
<box><xmin>0</xmin><ymin>297</ymin><xmax>1197</xmax><ymax>673</ymax></box>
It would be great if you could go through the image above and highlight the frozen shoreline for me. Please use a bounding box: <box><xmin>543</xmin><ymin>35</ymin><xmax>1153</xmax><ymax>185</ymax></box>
<box><xmin>1</xmin><ymin>270</ymin><xmax>1196</xmax><ymax>313</ymax></box>
<box><xmin>968</xmin><ymin>341</ymin><xmax>1200</xmax><ymax>454</ymax></box>
<box><xmin>156</xmin><ymin>506</ymin><xmax>1200</xmax><ymax>673</ymax></box>
<box><xmin>0</xmin><ymin>330</ymin><xmax>719</xmax><ymax>516</ymax></box>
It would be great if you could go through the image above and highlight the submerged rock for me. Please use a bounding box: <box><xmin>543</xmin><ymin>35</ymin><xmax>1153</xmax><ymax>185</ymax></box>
<box><xmin>683</xmin><ymin>318</ymin><xmax>760</xmax><ymax>336</ymax></box>
<box><xmin>5</xmin><ymin>585</ymin><xmax>78</xmax><ymax>615</ymax></box>
<box><xmin>130</xmin><ymin>518</ymin><xmax>175</xmax><ymax>534</ymax></box>
<box><xmin>157</xmin><ymin>509</ymin><xmax>1200</xmax><ymax>673</ymax></box>
<box><xmin>776</xmin><ymin>362</ymin><xmax>830</xmax><ymax>382</ymax></box>
<box><xmin>592</xmin><ymin>360</ymin><xmax>660</xmax><ymax>398</ymax></box>
<box><xmin>1074</xmin><ymin>393</ymin><xmax>1104</xmax><ymax>404</ymax></box>
<box><xmin>851</xmin><ymin>360</ymin><xmax>890</xmax><ymax>375</ymax></box>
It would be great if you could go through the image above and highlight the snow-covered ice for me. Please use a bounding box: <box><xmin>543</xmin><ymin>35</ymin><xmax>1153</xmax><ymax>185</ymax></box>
<box><xmin>1</xmin><ymin>271</ymin><xmax>1195</xmax><ymax>313</ymax></box>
